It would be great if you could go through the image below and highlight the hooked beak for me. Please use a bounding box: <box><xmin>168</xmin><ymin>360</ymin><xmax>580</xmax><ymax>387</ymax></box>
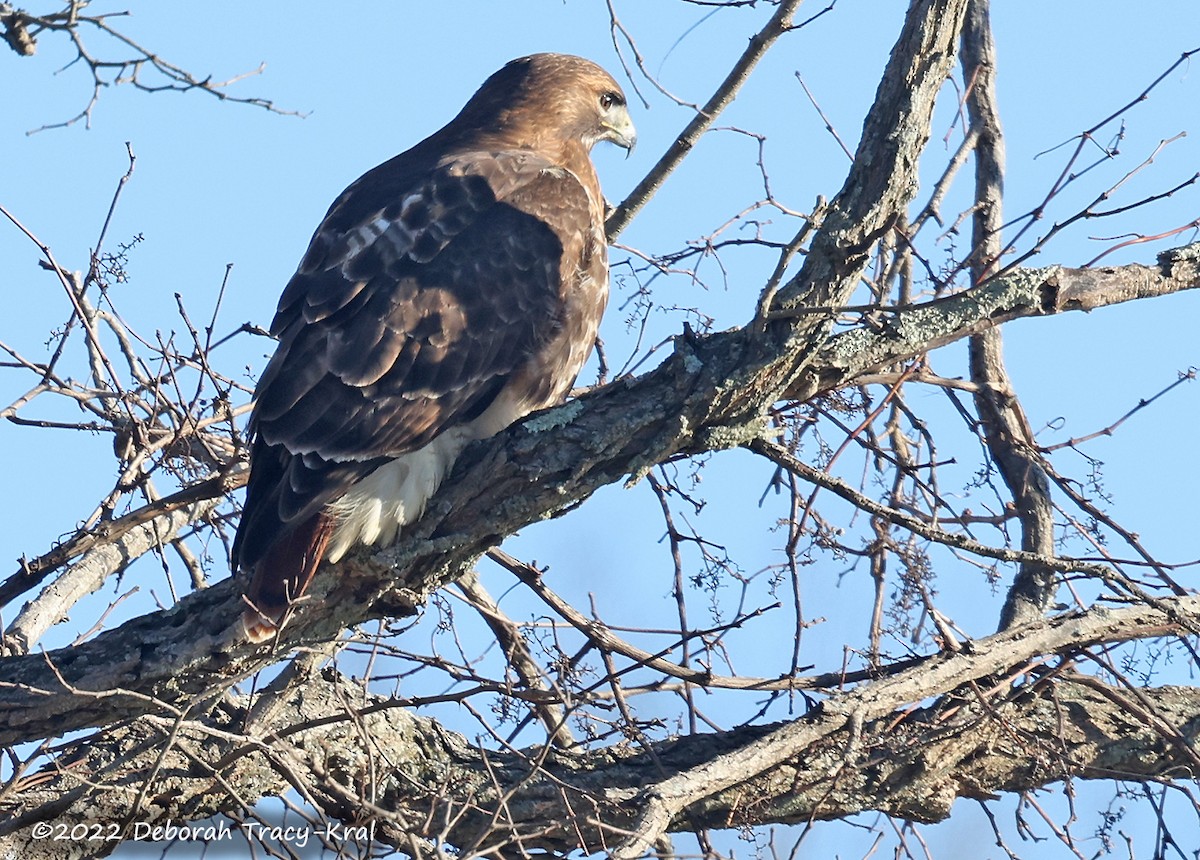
<box><xmin>601</xmin><ymin>104</ymin><xmax>637</xmax><ymax>157</ymax></box>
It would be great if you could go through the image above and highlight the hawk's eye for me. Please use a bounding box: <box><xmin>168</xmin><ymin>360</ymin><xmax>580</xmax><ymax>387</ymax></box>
<box><xmin>599</xmin><ymin>91</ymin><xmax>622</xmax><ymax>111</ymax></box>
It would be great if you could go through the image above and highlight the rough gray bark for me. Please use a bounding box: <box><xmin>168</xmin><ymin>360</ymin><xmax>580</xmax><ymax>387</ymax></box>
<box><xmin>2</xmin><ymin>239</ymin><xmax>1195</xmax><ymax>753</ymax></box>
<box><xmin>961</xmin><ymin>0</ymin><xmax>1058</xmax><ymax>632</ymax></box>
<box><xmin>5</xmin><ymin>596</ymin><xmax>1200</xmax><ymax>858</ymax></box>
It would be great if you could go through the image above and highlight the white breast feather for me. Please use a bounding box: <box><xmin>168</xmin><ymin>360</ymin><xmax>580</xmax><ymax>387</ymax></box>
<box><xmin>323</xmin><ymin>385</ymin><xmax>537</xmax><ymax>562</ymax></box>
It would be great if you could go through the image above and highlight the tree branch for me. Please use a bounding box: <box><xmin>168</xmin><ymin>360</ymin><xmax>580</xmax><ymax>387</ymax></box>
<box><xmin>0</xmin><ymin>230</ymin><xmax>1194</xmax><ymax>750</ymax></box>
<box><xmin>5</xmin><ymin>598</ymin><xmax>1200</xmax><ymax>855</ymax></box>
<box><xmin>788</xmin><ymin>243</ymin><xmax>1200</xmax><ymax>401</ymax></box>
<box><xmin>960</xmin><ymin>0</ymin><xmax>1059</xmax><ymax>632</ymax></box>
<box><xmin>605</xmin><ymin>0</ymin><xmax>805</xmax><ymax>238</ymax></box>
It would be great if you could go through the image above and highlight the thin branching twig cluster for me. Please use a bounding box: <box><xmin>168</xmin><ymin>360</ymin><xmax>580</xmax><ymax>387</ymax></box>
<box><xmin>2</xmin><ymin>0</ymin><xmax>300</xmax><ymax>133</ymax></box>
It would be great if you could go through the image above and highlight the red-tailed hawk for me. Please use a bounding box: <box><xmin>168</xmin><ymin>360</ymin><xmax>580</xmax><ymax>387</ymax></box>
<box><xmin>232</xmin><ymin>53</ymin><xmax>635</xmax><ymax>642</ymax></box>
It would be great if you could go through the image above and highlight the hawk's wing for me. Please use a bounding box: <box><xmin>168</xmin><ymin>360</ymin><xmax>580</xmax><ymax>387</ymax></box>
<box><xmin>232</xmin><ymin>149</ymin><xmax>598</xmax><ymax>573</ymax></box>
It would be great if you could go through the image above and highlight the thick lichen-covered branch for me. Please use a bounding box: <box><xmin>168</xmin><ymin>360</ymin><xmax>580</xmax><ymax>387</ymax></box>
<box><xmin>4</xmin><ymin>598</ymin><xmax>1200</xmax><ymax>857</ymax></box>
<box><xmin>0</xmin><ymin>231</ymin><xmax>1195</xmax><ymax>751</ymax></box>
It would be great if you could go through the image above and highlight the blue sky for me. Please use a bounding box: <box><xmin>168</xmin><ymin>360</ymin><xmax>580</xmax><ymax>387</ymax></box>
<box><xmin>2</xmin><ymin>2</ymin><xmax>1199</xmax><ymax>857</ymax></box>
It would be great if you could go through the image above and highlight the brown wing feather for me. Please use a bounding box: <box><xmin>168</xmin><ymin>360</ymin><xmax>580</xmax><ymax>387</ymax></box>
<box><xmin>232</xmin><ymin>151</ymin><xmax>594</xmax><ymax>578</ymax></box>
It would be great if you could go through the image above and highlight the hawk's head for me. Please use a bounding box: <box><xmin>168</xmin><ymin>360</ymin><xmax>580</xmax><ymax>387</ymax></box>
<box><xmin>457</xmin><ymin>53</ymin><xmax>637</xmax><ymax>156</ymax></box>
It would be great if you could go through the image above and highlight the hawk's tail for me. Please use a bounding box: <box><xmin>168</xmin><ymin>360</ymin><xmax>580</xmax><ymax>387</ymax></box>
<box><xmin>241</xmin><ymin>512</ymin><xmax>335</xmax><ymax>643</ymax></box>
